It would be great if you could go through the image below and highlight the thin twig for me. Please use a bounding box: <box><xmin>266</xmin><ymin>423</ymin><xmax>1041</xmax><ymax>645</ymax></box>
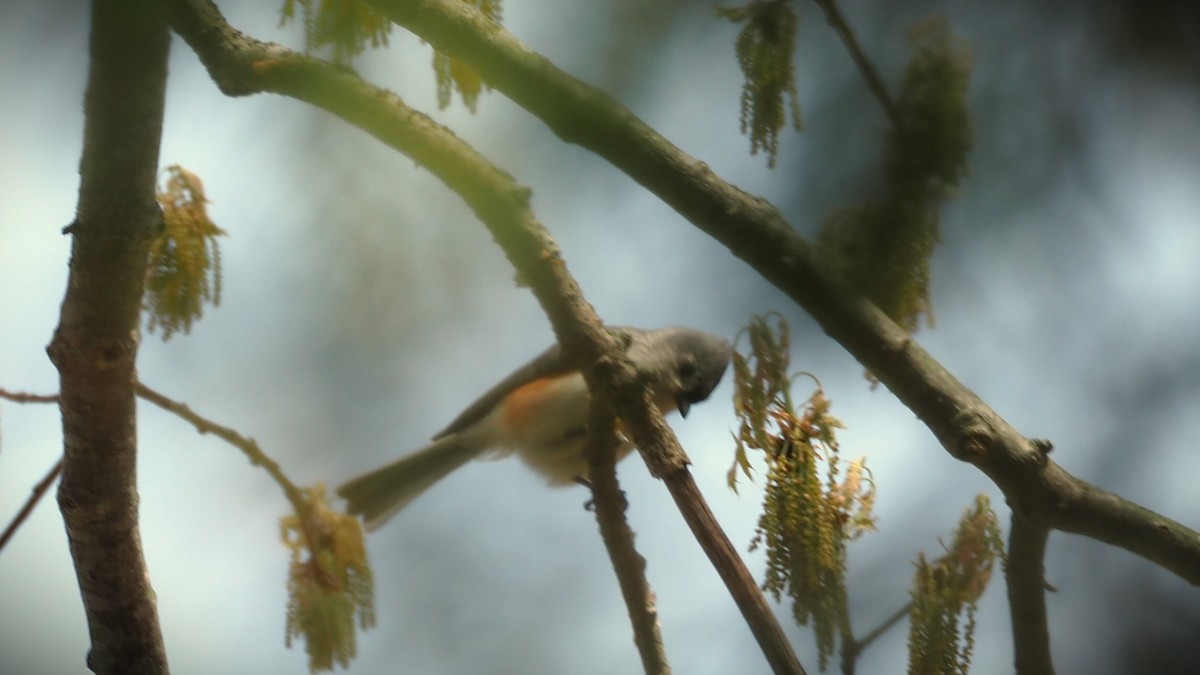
<box><xmin>0</xmin><ymin>388</ymin><xmax>60</xmax><ymax>404</ymax></box>
<box><xmin>0</xmin><ymin>384</ymin><xmax>324</xmax><ymax>550</ymax></box>
<box><xmin>857</xmin><ymin>601</ymin><xmax>910</xmax><ymax>653</ymax></box>
<box><xmin>2</xmin><ymin>382</ymin><xmax>326</xmax><ymax>566</ymax></box>
<box><xmin>133</xmin><ymin>383</ymin><xmax>299</xmax><ymax>496</ymax></box>
<box><xmin>841</xmin><ymin>601</ymin><xmax>910</xmax><ymax>674</ymax></box>
<box><xmin>133</xmin><ymin>382</ymin><xmax>323</xmax><ymax>549</ymax></box>
<box><xmin>810</xmin><ymin>0</ymin><xmax>902</xmax><ymax>129</ymax></box>
<box><xmin>0</xmin><ymin>458</ymin><xmax>63</xmax><ymax>553</ymax></box>
<box><xmin>0</xmin><ymin>389</ymin><xmax>62</xmax><ymax>552</ymax></box>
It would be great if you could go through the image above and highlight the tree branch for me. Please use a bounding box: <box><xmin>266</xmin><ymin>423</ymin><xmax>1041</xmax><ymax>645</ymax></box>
<box><xmin>166</xmin><ymin>2</ymin><xmax>807</xmax><ymax>672</ymax></box>
<box><xmin>1053</xmin><ymin>472</ymin><xmax>1200</xmax><ymax>584</ymax></box>
<box><xmin>133</xmin><ymin>382</ymin><xmax>322</xmax><ymax>540</ymax></box>
<box><xmin>810</xmin><ymin>0</ymin><xmax>902</xmax><ymax>129</ymax></box>
<box><xmin>45</xmin><ymin>0</ymin><xmax>171</xmax><ymax>672</ymax></box>
<box><xmin>134</xmin><ymin>381</ymin><xmax>345</xmax><ymax>593</ymax></box>
<box><xmin>0</xmin><ymin>388</ymin><xmax>60</xmax><ymax>404</ymax></box>
<box><xmin>134</xmin><ymin>381</ymin><xmax>299</xmax><ymax>496</ymax></box>
<box><xmin>667</xmin><ymin>472</ymin><xmax>811</xmax><ymax>674</ymax></box>
<box><xmin>840</xmin><ymin>602</ymin><xmax>910</xmax><ymax>675</ymax></box>
<box><xmin>584</xmin><ymin>390</ymin><xmax>672</xmax><ymax>675</ymax></box>
<box><xmin>1007</xmin><ymin>512</ymin><xmax>1054</xmax><ymax>675</ymax></box>
<box><xmin>0</xmin><ymin>457</ymin><xmax>63</xmax><ymax>554</ymax></box>
<box><xmin>366</xmin><ymin>0</ymin><xmax>1200</xmax><ymax>587</ymax></box>
<box><xmin>0</xmin><ymin>384</ymin><xmax>327</xmax><ymax>558</ymax></box>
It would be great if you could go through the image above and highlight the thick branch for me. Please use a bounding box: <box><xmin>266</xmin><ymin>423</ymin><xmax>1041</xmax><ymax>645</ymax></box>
<box><xmin>1050</xmin><ymin>467</ymin><xmax>1200</xmax><ymax>584</ymax></box>
<box><xmin>45</xmin><ymin>1</ymin><xmax>171</xmax><ymax>672</ymax></box>
<box><xmin>167</xmin><ymin>2</ymin><xmax>806</xmax><ymax>672</ymax></box>
<box><xmin>368</xmin><ymin>0</ymin><xmax>1200</xmax><ymax>586</ymax></box>
<box><xmin>1007</xmin><ymin>513</ymin><xmax>1054</xmax><ymax>675</ymax></box>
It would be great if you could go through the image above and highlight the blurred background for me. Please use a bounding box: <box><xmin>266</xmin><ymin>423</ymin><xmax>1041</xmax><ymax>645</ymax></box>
<box><xmin>2</xmin><ymin>1</ymin><xmax>1199</xmax><ymax>673</ymax></box>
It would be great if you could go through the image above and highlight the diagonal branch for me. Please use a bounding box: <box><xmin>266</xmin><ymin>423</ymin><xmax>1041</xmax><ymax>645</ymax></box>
<box><xmin>0</xmin><ymin>457</ymin><xmax>63</xmax><ymax>554</ymax></box>
<box><xmin>133</xmin><ymin>383</ymin><xmax>316</xmax><ymax>533</ymax></box>
<box><xmin>840</xmin><ymin>601</ymin><xmax>910</xmax><ymax>675</ymax></box>
<box><xmin>0</xmin><ymin>385</ymin><xmax>326</xmax><ymax>556</ymax></box>
<box><xmin>810</xmin><ymin>0</ymin><xmax>902</xmax><ymax>129</ymax></box>
<box><xmin>134</xmin><ymin>380</ymin><xmax>349</xmax><ymax>608</ymax></box>
<box><xmin>366</xmin><ymin>0</ymin><xmax>1200</xmax><ymax>588</ymax></box>
<box><xmin>165</xmin><ymin>1</ymin><xmax>807</xmax><ymax>673</ymax></box>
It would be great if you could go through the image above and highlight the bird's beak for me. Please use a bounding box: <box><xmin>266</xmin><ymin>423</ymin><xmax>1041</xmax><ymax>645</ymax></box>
<box><xmin>677</xmin><ymin>397</ymin><xmax>692</xmax><ymax>418</ymax></box>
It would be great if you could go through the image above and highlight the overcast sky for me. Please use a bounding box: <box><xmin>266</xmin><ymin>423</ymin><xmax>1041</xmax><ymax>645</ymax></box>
<box><xmin>2</xmin><ymin>1</ymin><xmax>1199</xmax><ymax>674</ymax></box>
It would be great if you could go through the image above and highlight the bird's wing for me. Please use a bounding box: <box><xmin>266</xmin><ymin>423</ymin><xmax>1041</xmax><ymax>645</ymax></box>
<box><xmin>431</xmin><ymin>341</ymin><xmax>576</xmax><ymax>440</ymax></box>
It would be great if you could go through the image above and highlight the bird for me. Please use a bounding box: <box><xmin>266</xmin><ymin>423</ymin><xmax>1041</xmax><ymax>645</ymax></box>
<box><xmin>337</xmin><ymin>326</ymin><xmax>732</xmax><ymax>530</ymax></box>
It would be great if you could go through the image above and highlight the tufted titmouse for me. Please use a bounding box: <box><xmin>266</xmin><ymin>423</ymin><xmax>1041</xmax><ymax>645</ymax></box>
<box><xmin>337</xmin><ymin>327</ymin><xmax>732</xmax><ymax>530</ymax></box>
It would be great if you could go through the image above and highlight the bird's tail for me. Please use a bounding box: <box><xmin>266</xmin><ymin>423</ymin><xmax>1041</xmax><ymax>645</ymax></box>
<box><xmin>337</xmin><ymin>432</ymin><xmax>489</xmax><ymax>530</ymax></box>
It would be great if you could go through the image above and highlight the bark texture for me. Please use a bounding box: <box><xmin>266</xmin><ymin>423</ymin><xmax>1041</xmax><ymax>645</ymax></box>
<box><xmin>47</xmin><ymin>1</ymin><xmax>172</xmax><ymax>672</ymax></box>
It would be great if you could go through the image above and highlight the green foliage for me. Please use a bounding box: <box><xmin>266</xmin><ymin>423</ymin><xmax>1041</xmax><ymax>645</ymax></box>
<box><xmin>887</xmin><ymin>16</ymin><xmax>973</xmax><ymax>201</ymax></box>
<box><xmin>718</xmin><ymin>0</ymin><xmax>802</xmax><ymax>167</ymax></box>
<box><xmin>907</xmin><ymin>495</ymin><xmax>1004</xmax><ymax>675</ymax></box>
<box><xmin>731</xmin><ymin>314</ymin><xmax>876</xmax><ymax>670</ymax></box>
<box><xmin>282</xmin><ymin>486</ymin><xmax>376</xmax><ymax>673</ymax></box>
<box><xmin>280</xmin><ymin>0</ymin><xmax>392</xmax><ymax>64</ymax></box>
<box><xmin>278</xmin><ymin>0</ymin><xmax>503</xmax><ymax>110</ymax></box>
<box><xmin>817</xmin><ymin>16</ymin><xmax>972</xmax><ymax>331</ymax></box>
<box><xmin>817</xmin><ymin>198</ymin><xmax>939</xmax><ymax>332</ymax></box>
<box><xmin>146</xmin><ymin>165</ymin><xmax>225</xmax><ymax>340</ymax></box>
<box><xmin>432</xmin><ymin>0</ymin><xmax>503</xmax><ymax>111</ymax></box>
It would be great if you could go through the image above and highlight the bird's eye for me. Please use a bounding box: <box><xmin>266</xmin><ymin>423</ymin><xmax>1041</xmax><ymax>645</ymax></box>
<box><xmin>678</xmin><ymin>358</ymin><xmax>697</xmax><ymax>380</ymax></box>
